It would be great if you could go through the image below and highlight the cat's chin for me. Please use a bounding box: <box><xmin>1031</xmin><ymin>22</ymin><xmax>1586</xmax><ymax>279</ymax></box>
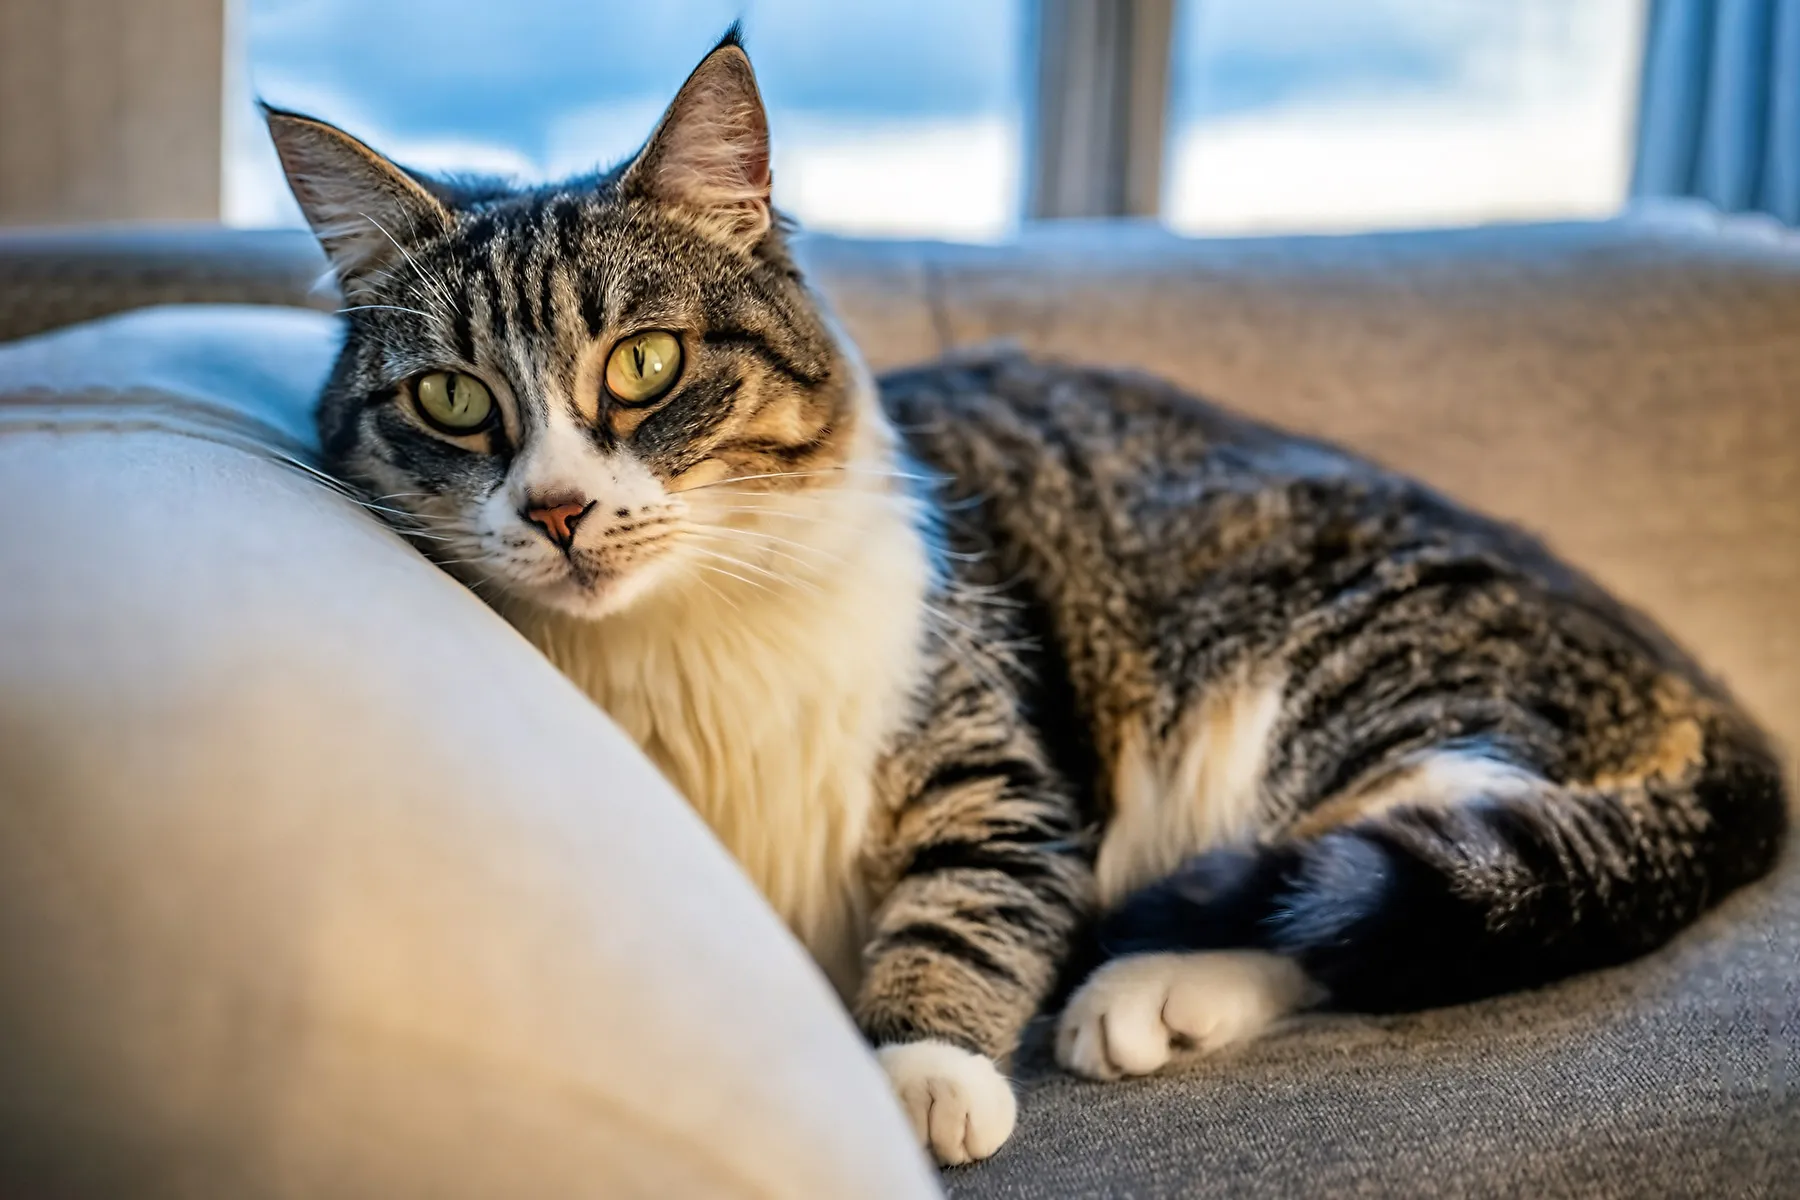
<box><xmin>502</xmin><ymin>563</ymin><xmax>671</xmax><ymax>623</ymax></box>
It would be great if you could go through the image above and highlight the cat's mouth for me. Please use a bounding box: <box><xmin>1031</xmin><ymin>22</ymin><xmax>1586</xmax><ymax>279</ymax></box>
<box><xmin>501</xmin><ymin>537</ymin><xmax>679</xmax><ymax>619</ymax></box>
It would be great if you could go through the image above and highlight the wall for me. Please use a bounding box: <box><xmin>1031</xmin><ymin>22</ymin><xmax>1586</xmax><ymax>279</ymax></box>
<box><xmin>0</xmin><ymin>0</ymin><xmax>225</xmax><ymax>226</ymax></box>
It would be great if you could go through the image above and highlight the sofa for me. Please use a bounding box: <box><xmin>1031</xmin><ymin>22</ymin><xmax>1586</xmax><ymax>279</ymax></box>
<box><xmin>0</xmin><ymin>211</ymin><xmax>1795</xmax><ymax>1198</ymax></box>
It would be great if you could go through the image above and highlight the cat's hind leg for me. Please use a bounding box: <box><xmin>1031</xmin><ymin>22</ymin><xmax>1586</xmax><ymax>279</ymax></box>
<box><xmin>1060</xmin><ymin>707</ymin><xmax>1784</xmax><ymax>1086</ymax></box>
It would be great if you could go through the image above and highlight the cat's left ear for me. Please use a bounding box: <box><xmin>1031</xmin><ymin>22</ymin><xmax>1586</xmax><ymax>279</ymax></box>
<box><xmin>623</xmin><ymin>26</ymin><xmax>773</xmax><ymax>250</ymax></box>
<box><xmin>263</xmin><ymin>104</ymin><xmax>452</xmax><ymax>295</ymax></box>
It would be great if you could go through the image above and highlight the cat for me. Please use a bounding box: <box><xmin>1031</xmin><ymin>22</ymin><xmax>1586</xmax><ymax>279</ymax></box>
<box><xmin>268</xmin><ymin>27</ymin><xmax>1788</xmax><ymax>1168</ymax></box>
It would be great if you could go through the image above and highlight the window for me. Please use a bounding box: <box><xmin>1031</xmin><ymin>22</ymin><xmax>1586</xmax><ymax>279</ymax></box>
<box><xmin>229</xmin><ymin>0</ymin><xmax>1028</xmax><ymax>241</ymax></box>
<box><xmin>228</xmin><ymin>0</ymin><xmax>1647</xmax><ymax>241</ymax></box>
<box><xmin>1161</xmin><ymin>0</ymin><xmax>1648</xmax><ymax>234</ymax></box>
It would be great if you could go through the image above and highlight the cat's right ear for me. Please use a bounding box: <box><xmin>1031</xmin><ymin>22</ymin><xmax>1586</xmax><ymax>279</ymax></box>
<box><xmin>621</xmin><ymin>26</ymin><xmax>773</xmax><ymax>250</ymax></box>
<box><xmin>263</xmin><ymin>104</ymin><xmax>450</xmax><ymax>295</ymax></box>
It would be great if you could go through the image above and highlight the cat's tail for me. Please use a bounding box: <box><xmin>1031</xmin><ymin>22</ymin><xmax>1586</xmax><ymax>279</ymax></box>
<box><xmin>1099</xmin><ymin>715</ymin><xmax>1789</xmax><ymax>1012</ymax></box>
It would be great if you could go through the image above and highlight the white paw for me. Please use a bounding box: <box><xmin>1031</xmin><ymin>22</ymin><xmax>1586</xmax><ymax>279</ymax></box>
<box><xmin>877</xmin><ymin>1039</ymin><xmax>1017</xmax><ymax>1167</ymax></box>
<box><xmin>1055</xmin><ymin>951</ymin><xmax>1318</xmax><ymax>1081</ymax></box>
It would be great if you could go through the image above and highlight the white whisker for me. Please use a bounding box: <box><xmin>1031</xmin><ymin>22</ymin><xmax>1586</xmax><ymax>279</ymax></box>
<box><xmin>681</xmin><ymin>467</ymin><xmax>845</xmax><ymax>492</ymax></box>
<box><xmin>268</xmin><ymin>452</ymin><xmax>356</xmax><ymax>496</ymax></box>
<box><xmin>684</xmin><ymin>540</ymin><xmax>830</xmax><ymax>594</ymax></box>
<box><xmin>337</xmin><ymin>304</ymin><xmax>435</xmax><ymax>320</ymax></box>
<box><xmin>687</xmin><ymin>532</ymin><xmax>825</xmax><ymax>575</ymax></box>
<box><xmin>688</xmin><ymin>557</ymin><xmax>776</xmax><ymax>596</ymax></box>
<box><xmin>682</xmin><ymin>541</ymin><xmax>808</xmax><ymax>589</ymax></box>
<box><xmin>687</xmin><ymin>524</ymin><xmax>845</xmax><ymax>570</ymax></box>
<box><xmin>690</xmin><ymin>572</ymin><xmax>743</xmax><ymax>613</ymax></box>
<box><xmin>682</xmin><ymin>465</ymin><xmax>937</xmax><ymax>494</ymax></box>
<box><xmin>357</xmin><ymin>210</ymin><xmax>461</xmax><ymax>323</ymax></box>
<box><xmin>701</xmin><ymin>503</ymin><xmax>844</xmax><ymax>525</ymax></box>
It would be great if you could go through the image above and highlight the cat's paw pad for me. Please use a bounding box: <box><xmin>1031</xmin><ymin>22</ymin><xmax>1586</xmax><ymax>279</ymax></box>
<box><xmin>877</xmin><ymin>1039</ymin><xmax>1017</xmax><ymax>1167</ymax></box>
<box><xmin>1055</xmin><ymin>950</ymin><xmax>1316</xmax><ymax>1081</ymax></box>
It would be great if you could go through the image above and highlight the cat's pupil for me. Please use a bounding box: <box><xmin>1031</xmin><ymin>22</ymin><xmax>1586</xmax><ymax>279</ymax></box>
<box><xmin>633</xmin><ymin>343</ymin><xmax>647</xmax><ymax>377</ymax></box>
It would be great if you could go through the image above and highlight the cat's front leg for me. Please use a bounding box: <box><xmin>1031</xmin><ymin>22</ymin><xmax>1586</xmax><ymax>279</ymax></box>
<box><xmin>856</xmin><ymin>746</ymin><xmax>1091</xmax><ymax>1166</ymax></box>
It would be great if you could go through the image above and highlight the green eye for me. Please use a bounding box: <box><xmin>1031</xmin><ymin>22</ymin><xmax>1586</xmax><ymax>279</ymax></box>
<box><xmin>414</xmin><ymin>371</ymin><xmax>495</xmax><ymax>433</ymax></box>
<box><xmin>605</xmin><ymin>331</ymin><xmax>682</xmax><ymax>405</ymax></box>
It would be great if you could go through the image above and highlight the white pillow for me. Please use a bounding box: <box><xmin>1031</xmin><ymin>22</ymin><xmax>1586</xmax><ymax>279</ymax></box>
<box><xmin>0</xmin><ymin>306</ymin><xmax>938</xmax><ymax>1199</ymax></box>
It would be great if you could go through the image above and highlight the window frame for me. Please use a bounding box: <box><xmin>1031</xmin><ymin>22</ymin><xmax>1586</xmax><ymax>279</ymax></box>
<box><xmin>1026</xmin><ymin>0</ymin><xmax>1177</xmax><ymax>220</ymax></box>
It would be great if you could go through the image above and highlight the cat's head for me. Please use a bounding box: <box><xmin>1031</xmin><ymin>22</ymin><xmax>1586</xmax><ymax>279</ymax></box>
<box><xmin>271</xmin><ymin>28</ymin><xmax>886</xmax><ymax>620</ymax></box>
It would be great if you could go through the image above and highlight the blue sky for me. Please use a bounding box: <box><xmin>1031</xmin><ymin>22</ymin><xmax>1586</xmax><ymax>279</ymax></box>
<box><xmin>248</xmin><ymin>0</ymin><xmax>1548</xmax><ymax>161</ymax></box>
<box><xmin>250</xmin><ymin>0</ymin><xmax>1027</xmax><ymax>163</ymax></box>
<box><xmin>237</xmin><ymin>1</ymin><xmax>1639</xmax><ymax>238</ymax></box>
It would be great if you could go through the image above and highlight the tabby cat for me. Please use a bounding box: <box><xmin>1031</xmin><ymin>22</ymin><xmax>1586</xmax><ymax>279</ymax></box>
<box><xmin>269</xmin><ymin>29</ymin><xmax>1787</xmax><ymax>1167</ymax></box>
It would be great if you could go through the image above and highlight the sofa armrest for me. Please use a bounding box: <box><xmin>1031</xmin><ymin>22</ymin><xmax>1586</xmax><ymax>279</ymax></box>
<box><xmin>0</xmin><ymin>226</ymin><xmax>331</xmax><ymax>343</ymax></box>
<box><xmin>0</xmin><ymin>306</ymin><xmax>938</xmax><ymax>1199</ymax></box>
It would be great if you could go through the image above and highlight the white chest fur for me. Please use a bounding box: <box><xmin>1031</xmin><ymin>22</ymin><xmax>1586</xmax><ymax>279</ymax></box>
<box><xmin>513</xmin><ymin>485</ymin><xmax>931</xmax><ymax>996</ymax></box>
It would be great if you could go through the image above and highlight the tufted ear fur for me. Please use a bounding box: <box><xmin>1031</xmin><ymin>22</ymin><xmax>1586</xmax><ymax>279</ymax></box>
<box><xmin>623</xmin><ymin>26</ymin><xmax>773</xmax><ymax>250</ymax></box>
<box><xmin>263</xmin><ymin>104</ymin><xmax>452</xmax><ymax>295</ymax></box>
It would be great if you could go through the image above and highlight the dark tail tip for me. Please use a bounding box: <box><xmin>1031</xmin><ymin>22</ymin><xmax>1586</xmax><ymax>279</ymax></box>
<box><xmin>1101</xmin><ymin>828</ymin><xmax>1495</xmax><ymax>1012</ymax></box>
<box><xmin>1266</xmin><ymin>823</ymin><xmax>1494</xmax><ymax>1011</ymax></box>
<box><xmin>1099</xmin><ymin>845</ymin><xmax>1299</xmax><ymax>957</ymax></box>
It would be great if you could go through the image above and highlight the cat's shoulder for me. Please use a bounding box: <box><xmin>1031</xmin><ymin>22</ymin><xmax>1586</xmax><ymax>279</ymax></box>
<box><xmin>877</xmin><ymin>345</ymin><xmax>1241</xmax><ymax>433</ymax></box>
<box><xmin>875</xmin><ymin>346</ymin><xmax>1362</xmax><ymax>483</ymax></box>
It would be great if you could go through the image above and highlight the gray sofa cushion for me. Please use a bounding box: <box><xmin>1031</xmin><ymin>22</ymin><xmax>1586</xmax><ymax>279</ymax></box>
<box><xmin>948</xmin><ymin>863</ymin><xmax>1797</xmax><ymax>1198</ymax></box>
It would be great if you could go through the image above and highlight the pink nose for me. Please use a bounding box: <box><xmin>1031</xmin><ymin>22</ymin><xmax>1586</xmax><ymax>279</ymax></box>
<box><xmin>523</xmin><ymin>498</ymin><xmax>591</xmax><ymax>549</ymax></box>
